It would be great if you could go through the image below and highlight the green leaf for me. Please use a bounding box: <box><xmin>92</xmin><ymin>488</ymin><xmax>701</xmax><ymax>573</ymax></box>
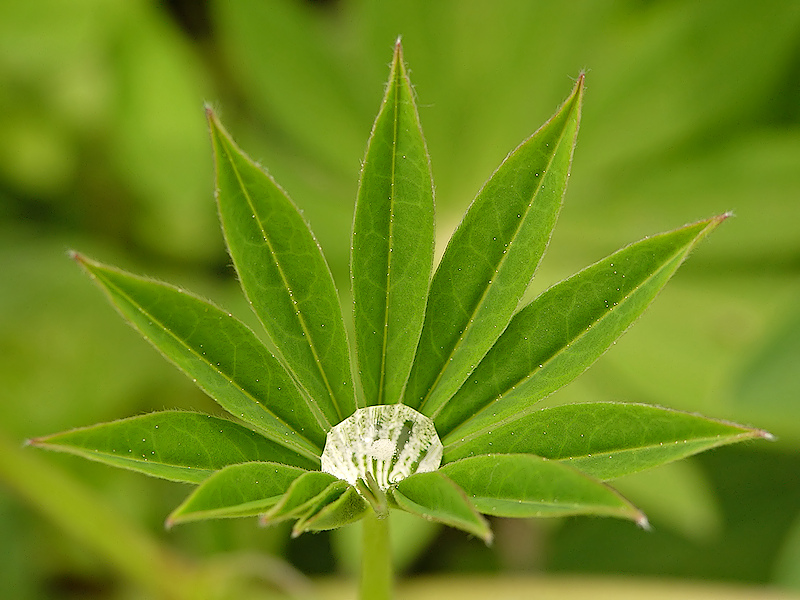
<box><xmin>351</xmin><ymin>40</ymin><xmax>434</xmax><ymax>407</ymax></box>
<box><xmin>293</xmin><ymin>486</ymin><xmax>369</xmax><ymax>536</ymax></box>
<box><xmin>208</xmin><ymin>109</ymin><xmax>356</xmax><ymax>427</ymax></box>
<box><xmin>260</xmin><ymin>471</ymin><xmax>342</xmax><ymax>525</ymax></box>
<box><xmin>72</xmin><ymin>254</ymin><xmax>323</xmax><ymax>459</ymax></box>
<box><xmin>443</xmin><ymin>402</ymin><xmax>770</xmax><ymax>481</ymax></box>
<box><xmin>167</xmin><ymin>462</ymin><xmax>308</xmax><ymax>526</ymax></box>
<box><xmin>441</xmin><ymin>454</ymin><xmax>645</xmax><ymax>524</ymax></box>
<box><xmin>438</xmin><ymin>216</ymin><xmax>728</xmax><ymax>442</ymax></box>
<box><xmin>404</xmin><ymin>76</ymin><xmax>584</xmax><ymax>417</ymax></box>
<box><xmin>393</xmin><ymin>471</ymin><xmax>491</xmax><ymax>543</ymax></box>
<box><xmin>27</xmin><ymin>411</ymin><xmax>317</xmax><ymax>483</ymax></box>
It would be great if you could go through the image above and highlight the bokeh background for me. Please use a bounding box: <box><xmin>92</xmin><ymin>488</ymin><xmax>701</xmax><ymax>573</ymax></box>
<box><xmin>2</xmin><ymin>1</ymin><xmax>799</xmax><ymax>598</ymax></box>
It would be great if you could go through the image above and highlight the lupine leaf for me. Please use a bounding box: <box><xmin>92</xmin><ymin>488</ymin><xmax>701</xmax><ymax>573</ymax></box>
<box><xmin>208</xmin><ymin>109</ymin><xmax>356</xmax><ymax>428</ymax></box>
<box><xmin>443</xmin><ymin>402</ymin><xmax>771</xmax><ymax>480</ymax></box>
<box><xmin>440</xmin><ymin>454</ymin><xmax>645</xmax><ymax>524</ymax></box>
<box><xmin>405</xmin><ymin>76</ymin><xmax>584</xmax><ymax>417</ymax></box>
<box><xmin>72</xmin><ymin>254</ymin><xmax>323</xmax><ymax>458</ymax></box>
<box><xmin>351</xmin><ymin>40</ymin><xmax>434</xmax><ymax>407</ymax></box>
<box><xmin>438</xmin><ymin>216</ymin><xmax>728</xmax><ymax>443</ymax></box>
<box><xmin>293</xmin><ymin>486</ymin><xmax>369</xmax><ymax>536</ymax></box>
<box><xmin>28</xmin><ymin>411</ymin><xmax>317</xmax><ymax>483</ymax></box>
<box><xmin>166</xmin><ymin>462</ymin><xmax>308</xmax><ymax>526</ymax></box>
<box><xmin>393</xmin><ymin>471</ymin><xmax>491</xmax><ymax>543</ymax></box>
<box><xmin>260</xmin><ymin>471</ymin><xmax>342</xmax><ymax>525</ymax></box>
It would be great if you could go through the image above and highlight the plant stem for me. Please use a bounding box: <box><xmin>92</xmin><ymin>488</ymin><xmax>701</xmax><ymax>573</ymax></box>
<box><xmin>360</xmin><ymin>510</ymin><xmax>392</xmax><ymax>600</ymax></box>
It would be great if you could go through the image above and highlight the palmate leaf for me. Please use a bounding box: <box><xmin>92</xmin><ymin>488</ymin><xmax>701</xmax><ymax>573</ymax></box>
<box><xmin>440</xmin><ymin>454</ymin><xmax>646</xmax><ymax>525</ymax></box>
<box><xmin>437</xmin><ymin>216</ymin><xmax>728</xmax><ymax>443</ymax></box>
<box><xmin>404</xmin><ymin>75</ymin><xmax>584</xmax><ymax>417</ymax></box>
<box><xmin>208</xmin><ymin>109</ymin><xmax>357</xmax><ymax>428</ymax></box>
<box><xmin>71</xmin><ymin>254</ymin><xmax>323</xmax><ymax>459</ymax></box>
<box><xmin>27</xmin><ymin>411</ymin><xmax>317</xmax><ymax>484</ymax></box>
<box><xmin>351</xmin><ymin>40</ymin><xmax>435</xmax><ymax>407</ymax></box>
<box><xmin>443</xmin><ymin>403</ymin><xmax>771</xmax><ymax>481</ymax></box>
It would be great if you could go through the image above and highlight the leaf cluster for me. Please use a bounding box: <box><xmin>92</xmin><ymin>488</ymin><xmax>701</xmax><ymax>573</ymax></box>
<box><xmin>30</xmin><ymin>42</ymin><xmax>768</xmax><ymax>542</ymax></box>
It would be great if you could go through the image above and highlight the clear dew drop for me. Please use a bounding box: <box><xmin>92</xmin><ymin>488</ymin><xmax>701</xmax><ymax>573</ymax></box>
<box><xmin>320</xmin><ymin>405</ymin><xmax>443</xmax><ymax>493</ymax></box>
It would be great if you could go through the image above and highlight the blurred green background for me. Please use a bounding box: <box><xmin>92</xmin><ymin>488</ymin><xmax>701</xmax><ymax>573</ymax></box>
<box><xmin>2</xmin><ymin>0</ymin><xmax>800</xmax><ymax>598</ymax></box>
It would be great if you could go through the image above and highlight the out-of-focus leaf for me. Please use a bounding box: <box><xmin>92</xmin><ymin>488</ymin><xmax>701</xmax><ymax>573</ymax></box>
<box><xmin>167</xmin><ymin>462</ymin><xmax>308</xmax><ymax>526</ymax></box>
<box><xmin>439</xmin><ymin>216</ymin><xmax>726</xmax><ymax>443</ymax></box>
<box><xmin>612</xmin><ymin>460</ymin><xmax>723</xmax><ymax>542</ymax></box>
<box><xmin>108</xmin><ymin>1</ymin><xmax>216</xmax><ymax>260</ymax></box>
<box><xmin>293</xmin><ymin>486</ymin><xmax>368</xmax><ymax>536</ymax></box>
<box><xmin>212</xmin><ymin>0</ymin><xmax>367</xmax><ymax>175</ymax></box>
<box><xmin>733</xmin><ymin>304</ymin><xmax>800</xmax><ymax>426</ymax></box>
<box><xmin>0</xmin><ymin>430</ymin><xmax>197</xmax><ymax>600</ymax></box>
<box><xmin>444</xmin><ymin>402</ymin><xmax>768</xmax><ymax>481</ymax></box>
<box><xmin>208</xmin><ymin>111</ymin><xmax>357</xmax><ymax>427</ymax></box>
<box><xmin>405</xmin><ymin>76</ymin><xmax>584</xmax><ymax>416</ymax></box>
<box><xmin>73</xmin><ymin>254</ymin><xmax>324</xmax><ymax>459</ymax></box>
<box><xmin>351</xmin><ymin>41</ymin><xmax>434</xmax><ymax>407</ymax></box>
<box><xmin>28</xmin><ymin>411</ymin><xmax>318</xmax><ymax>483</ymax></box>
<box><xmin>440</xmin><ymin>454</ymin><xmax>645</xmax><ymax>524</ymax></box>
<box><xmin>393</xmin><ymin>472</ymin><xmax>491</xmax><ymax>543</ymax></box>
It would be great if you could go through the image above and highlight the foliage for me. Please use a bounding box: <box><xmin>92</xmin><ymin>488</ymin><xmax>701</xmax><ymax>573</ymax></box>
<box><xmin>28</xmin><ymin>42</ymin><xmax>770</xmax><ymax>600</ymax></box>
<box><xmin>3</xmin><ymin>1</ymin><xmax>800</xmax><ymax>598</ymax></box>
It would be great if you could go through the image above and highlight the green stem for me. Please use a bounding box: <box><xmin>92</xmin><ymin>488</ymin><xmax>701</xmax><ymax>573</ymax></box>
<box><xmin>360</xmin><ymin>510</ymin><xmax>392</xmax><ymax>600</ymax></box>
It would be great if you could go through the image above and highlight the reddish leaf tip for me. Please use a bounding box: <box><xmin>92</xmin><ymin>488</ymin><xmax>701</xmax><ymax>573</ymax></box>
<box><xmin>636</xmin><ymin>512</ymin><xmax>651</xmax><ymax>531</ymax></box>
<box><xmin>67</xmin><ymin>250</ymin><xmax>84</xmax><ymax>264</ymax></box>
<box><xmin>758</xmin><ymin>429</ymin><xmax>777</xmax><ymax>442</ymax></box>
<box><xmin>716</xmin><ymin>211</ymin><xmax>734</xmax><ymax>223</ymax></box>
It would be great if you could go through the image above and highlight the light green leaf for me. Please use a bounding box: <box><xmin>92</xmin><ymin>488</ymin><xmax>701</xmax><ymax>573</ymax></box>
<box><xmin>293</xmin><ymin>486</ymin><xmax>369</xmax><ymax>536</ymax></box>
<box><xmin>393</xmin><ymin>471</ymin><xmax>491</xmax><ymax>543</ymax></box>
<box><xmin>439</xmin><ymin>216</ymin><xmax>727</xmax><ymax>442</ymax></box>
<box><xmin>261</xmin><ymin>471</ymin><xmax>342</xmax><ymax>525</ymax></box>
<box><xmin>27</xmin><ymin>411</ymin><xmax>317</xmax><ymax>483</ymax></box>
<box><xmin>440</xmin><ymin>454</ymin><xmax>645</xmax><ymax>524</ymax></box>
<box><xmin>167</xmin><ymin>462</ymin><xmax>307</xmax><ymax>526</ymax></box>
<box><xmin>72</xmin><ymin>254</ymin><xmax>323</xmax><ymax>459</ymax></box>
<box><xmin>351</xmin><ymin>40</ymin><xmax>434</xmax><ymax>407</ymax></box>
<box><xmin>404</xmin><ymin>76</ymin><xmax>584</xmax><ymax>417</ymax></box>
<box><xmin>208</xmin><ymin>110</ymin><xmax>356</xmax><ymax>427</ymax></box>
<box><xmin>443</xmin><ymin>402</ymin><xmax>770</xmax><ymax>481</ymax></box>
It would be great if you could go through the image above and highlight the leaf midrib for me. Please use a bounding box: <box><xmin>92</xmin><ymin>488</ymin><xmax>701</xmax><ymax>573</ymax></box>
<box><xmin>95</xmin><ymin>270</ymin><xmax>321</xmax><ymax>462</ymax></box>
<box><xmin>222</xmin><ymin>142</ymin><xmax>343</xmax><ymax>427</ymax></box>
<box><xmin>375</xmin><ymin>63</ymin><xmax>402</xmax><ymax>406</ymax></box>
<box><xmin>443</xmin><ymin>243</ymin><xmax>696</xmax><ymax>446</ymax></box>
<box><xmin>557</xmin><ymin>431</ymin><xmax>758</xmax><ymax>465</ymax></box>
<box><xmin>421</xmin><ymin>109</ymin><xmax>577</xmax><ymax>418</ymax></box>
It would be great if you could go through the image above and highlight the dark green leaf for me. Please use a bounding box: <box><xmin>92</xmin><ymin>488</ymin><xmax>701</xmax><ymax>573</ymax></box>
<box><xmin>28</xmin><ymin>411</ymin><xmax>317</xmax><ymax>483</ymax></box>
<box><xmin>167</xmin><ymin>462</ymin><xmax>307</xmax><ymax>526</ymax></box>
<box><xmin>405</xmin><ymin>76</ymin><xmax>584</xmax><ymax>417</ymax></box>
<box><xmin>351</xmin><ymin>40</ymin><xmax>434</xmax><ymax>406</ymax></box>
<box><xmin>293</xmin><ymin>486</ymin><xmax>369</xmax><ymax>536</ymax></box>
<box><xmin>208</xmin><ymin>110</ymin><xmax>356</xmax><ymax>427</ymax></box>
<box><xmin>72</xmin><ymin>254</ymin><xmax>323</xmax><ymax>459</ymax></box>
<box><xmin>440</xmin><ymin>454</ymin><xmax>645</xmax><ymax>524</ymax></box>
<box><xmin>443</xmin><ymin>402</ymin><xmax>770</xmax><ymax>480</ymax></box>
<box><xmin>260</xmin><ymin>471</ymin><xmax>342</xmax><ymax>525</ymax></box>
<box><xmin>438</xmin><ymin>216</ymin><xmax>727</xmax><ymax>442</ymax></box>
<box><xmin>393</xmin><ymin>471</ymin><xmax>491</xmax><ymax>543</ymax></box>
